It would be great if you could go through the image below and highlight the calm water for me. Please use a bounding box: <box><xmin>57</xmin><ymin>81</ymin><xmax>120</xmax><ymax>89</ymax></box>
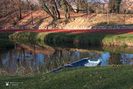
<box><xmin>0</xmin><ymin>44</ymin><xmax>133</xmax><ymax>75</ymax></box>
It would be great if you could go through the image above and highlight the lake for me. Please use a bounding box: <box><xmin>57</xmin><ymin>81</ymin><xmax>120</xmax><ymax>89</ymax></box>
<box><xmin>0</xmin><ymin>44</ymin><xmax>133</xmax><ymax>75</ymax></box>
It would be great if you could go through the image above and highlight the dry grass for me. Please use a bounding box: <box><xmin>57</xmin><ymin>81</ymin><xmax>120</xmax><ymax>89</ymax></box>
<box><xmin>64</xmin><ymin>14</ymin><xmax>133</xmax><ymax>29</ymax></box>
<box><xmin>1</xmin><ymin>10</ymin><xmax>133</xmax><ymax>29</ymax></box>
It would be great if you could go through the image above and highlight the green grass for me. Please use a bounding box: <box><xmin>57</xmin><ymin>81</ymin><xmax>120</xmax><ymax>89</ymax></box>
<box><xmin>10</xmin><ymin>32</ymin><xmax>133</xmax><ymax>48</ymax></box>
<box><xmin>47</xmin><ymin>33</ymin><xmax>133</xmax><ymax>47</ymax></box>
<box><xmin>102</xmin><ymin>34</ymin><xmax>133</xmax><ymax>47</ymax></box>
<box><xmin>0</xmin><ymin>65</ymin><xmax>133</xmax><ymax>89</ymax></box>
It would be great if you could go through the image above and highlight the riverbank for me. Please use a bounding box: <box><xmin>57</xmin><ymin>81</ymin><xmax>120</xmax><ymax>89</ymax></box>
<box><xmin>1</xmin><ymin>11</ymin><xmax>133</xmax><ymax>29</ymax></box>
<box><xmin>0</xmin><ymin>65</ymin><xmax>133</xmax><ymax>89</ymax></box>
<box><xmin>0</xmin><ymin>32</ymin><xmax>14</xmax><ymax>48</ymax></box>
<box><xmin>9</xmin><ymin>31</ymin><xmax>133</xmax><ymax>48</ymax></box>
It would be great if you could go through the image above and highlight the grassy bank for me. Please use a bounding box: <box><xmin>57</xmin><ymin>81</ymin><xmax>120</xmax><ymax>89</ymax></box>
<box><xmin>0</xmin><ymin>65</ymin><xmax>133</xmax><ymax>89</ymax></box>
<box><xmin>0</xmin><ymin>32</ymin><xmax>14</xmax><ymax>48</ymax></box>
<box><xmin>10</xmin><ymin>32</ymin><xmax>133</xmax><ymax>48</ymax></box>
<box><xmin>45</xmin><ymin>32</ymin><xmax>133</xmax><ymax>47</ymax></box>
<box><xmin>9</xmin><ymin>32</ymin><xmax>49</xmax><ymax>47</ymax></box>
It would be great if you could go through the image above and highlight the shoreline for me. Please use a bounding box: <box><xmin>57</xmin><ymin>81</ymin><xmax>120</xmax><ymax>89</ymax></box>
<box><xmin>9</xmin><ymin>30</ymin><xmax>133</xmax><ymax>47</ymax></box>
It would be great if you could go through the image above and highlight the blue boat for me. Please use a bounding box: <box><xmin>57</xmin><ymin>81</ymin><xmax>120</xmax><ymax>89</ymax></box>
<box><xmin>64</xmin><ymin>58</ymin><xmax>101</xmax><ymax>67</ymax></box>
<box><xmin>51</xmin><ymin>57</ymin><xmax>101</xmax><ymax>72</ymax></box>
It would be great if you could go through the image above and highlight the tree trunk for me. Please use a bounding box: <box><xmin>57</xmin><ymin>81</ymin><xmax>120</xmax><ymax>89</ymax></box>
<box><xmin>54</xmin><ymin>0</ymin><xmax>60</xmax><ymax>19</ymax></box>
<box><xmin>39</xmin><ymin>0</ymin><xmax>60</xmax><ymax>21</ymax></box>
<box><xmin>26</xmin><ymin>0</ymin><xmax>34</xmax><ymax>25</ymax></box>
<box><xmin>18</xmin><ymin>0</ymin><xmax>22</xmax><ymax>20</ymax></box>
<box><xmin>42</xmin><ymin>3</ymin><xmax>55</xmax><ymax>20</ymax></box>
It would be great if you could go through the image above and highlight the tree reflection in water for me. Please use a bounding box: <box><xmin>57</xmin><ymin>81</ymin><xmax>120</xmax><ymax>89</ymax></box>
<box><xmin>0</xmin><ymin>45</ymin><xmax>133</xmax><ymax>75</ymax></box>
<box><xmin>109</xmin><ymin>53</ymin><xmax>122</xmax><ymax>65</ymax></box>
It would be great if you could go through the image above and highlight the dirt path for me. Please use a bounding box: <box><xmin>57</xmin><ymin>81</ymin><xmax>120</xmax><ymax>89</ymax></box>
<box><xmin>0</xmin><ymin>29</ymin><xmax>133</xmax><ymax>34</ymax></box>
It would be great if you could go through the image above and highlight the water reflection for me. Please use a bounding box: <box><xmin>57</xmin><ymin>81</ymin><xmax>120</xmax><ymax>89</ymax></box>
<box><xmin>109</xmin><ymin>53</ymin><xmax>122</xmax><ymax>65</ymax></box>
<box><xmin>121</xmin><ymin>53</ymin><xmax>133</xmax><ymax>65</ymax></box>
<box><xmin>100</xmin><ymin>52</ymin><xmax>110</xmax><ymax>66</ymax></box>
<box><xmin>0</xmin><ymin>45</ymin><xmax>133</xmax><ymax>75</ymax></box>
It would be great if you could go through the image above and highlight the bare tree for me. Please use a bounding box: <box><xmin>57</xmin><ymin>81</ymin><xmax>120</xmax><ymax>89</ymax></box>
<box><xmin>18</xmin><ymin>0</ymin><xmax>22</xmax><ymax>19</ymax></box>
<box><xmin>109</xmin><ymin>0</ymin><xmax>122</xmax><ymax>13</ymax></box>
<box><xmin>121</xmin><ymin>0</ymin><xmax>133</xmax><ymax>24</ymax></box>
<box><xmin>39</xmin><ymin>0</ymin><xmax>60</xmax><ymax>21</ymax></box>
<box><xmin>60</xmin><ymin>0</ymin><xmax>70</xmax><ymax>20</ymax></box>
<box><xmin>26</xmin><ymin>0</ymin><xmax>34</xmax><ymax>25</ymax></box>
<box><xmin>59</xmin><ymin>0</ymin><xmax>75</xmax><ymax>20</ymax></box>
